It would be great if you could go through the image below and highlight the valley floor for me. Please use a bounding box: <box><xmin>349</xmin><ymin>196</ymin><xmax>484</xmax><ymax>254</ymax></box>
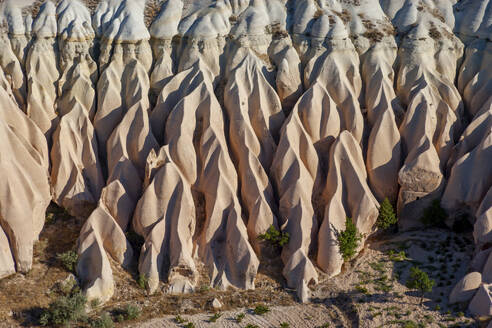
<box><xmin>0</xmin><ymin>206</ymin><xmax>481</xmax><ymax>327</ymax></box>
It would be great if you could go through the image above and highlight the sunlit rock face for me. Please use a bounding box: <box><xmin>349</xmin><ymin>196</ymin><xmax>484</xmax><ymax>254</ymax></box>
<box><xmin>0</xmin><ymin>0</ymin><xmax>490</xmax><ymax>307</ymax></box>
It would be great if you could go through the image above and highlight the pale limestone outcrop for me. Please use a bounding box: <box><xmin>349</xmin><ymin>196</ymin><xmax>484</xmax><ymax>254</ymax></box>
<box><xmin>361</xmin><ymin>38</ymin><xmax>402</xmax><ymax>203</ymax></box>
<box><xmin>0</xmin><ymin>69</ymin><xmax>50</xmax><ymax>274</ymax></box>
<box><xmin>301</xmin><ymin>23</ymin><xmax>364</xmax><ymax>143</ymax></box>
<box><xmin>2</xmin><ymin>0</ymin><xmax>32</xmax><ymax>66</ymax></box>
<box><xmin>25</xmin><ymin>1</ymin><xmax>59</xmax><ymax>143</ymax></box>
<box><xmin>449</xmin><ymin>272</ymin><xmax>482</xmax><ymax>304</ymax></box>
<box><xmin>469</xmin><ymin>284</ymin><xmax>492</xmax><ymax>317</ymax></box>
<box><xmin>474</xmin><ymin>187</ymin><xmax>492</xmax><ymax>246</ymax></box>
<box><xmin>1</xmin><ymin>0</ymin><xmax>491</xmax><ymax>311</ymax></box>
<box><xmin>395</xmin><ymin>17</ymin><xmax>463</xmax><ymax>229</ymax></box>
<box><xmin>271</xmin><ymin>61</ymin><xmax>341</xmax><ymax>302</ymax></box>
<box><xmin>148</xmin><ymin>0</ymin><xmax>182</xmax><ymax>99</ymax></box>
<box><xmin>132</xmin><ymin>146</ymin><xmax>197</xmax><ymax>294</ymax></box>
<box><xmin>50</xmin><ymin>0</ymin><xmax>103</xmax><ymax>218</ymax></box>
<box><xmin>442</xmin><ymin>131</ymin><xmax>492</xmax><ymax>216</ymax></box>
<box><xmin>318</xmin><ymin>131</ymin><xmax>379</xmax><ymax>277</ymax></box>
<box><xmin>77</xmin><ymin>54</ymin><xmax>158</xmax><ymax>301</ymax></box>
<box><xmin>224</xmin><ymin>48</ymin><xmax>284</xmax><ymax>253</ymax></box>
<box><xmin>158</xmin><ymin>62</ymin><xmax>259</xmax><ymax>290</ymax></box>
<box><xmin>77</xmin><ymin>0</ymin><xmax>158</xmax><ymax>303</ymax></box>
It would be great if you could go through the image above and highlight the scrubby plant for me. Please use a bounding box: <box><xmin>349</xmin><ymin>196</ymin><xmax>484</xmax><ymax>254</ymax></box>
<box><xmin>355</xmin><ymin>284</ymin><xmax>368</xmax><ymax>294</ymax></box>
<box><xmin>209</xmin><ymin>312</ymin><xmax>222</xmax><ymax>322</ymax></box>
<box><xmin>421</xmin><ymin>199</ymin><xmax>447</xmax><ymax>227</ymax></box>
<box><xmin>184</xmin><ymin>323</ymin><xmax>195</xmax><ymax>328</ymax></box>
<box><xmin>235</xmin><ymin>313</ymin><xmax>245</xmax><ymax>323</ymax></box>
<box><xmin>90</xmin><ymin>298</ymin><xmax>100</xmax><ymax>309</ymax></box>
<box><xmin>336</xmin><ymin>217</ymin><xmax>362</xmax><ymax>262</ymax></box>
<box><xmin>57</xmin><ymin>250</ymin><xmax>78</xmax><ymax>272</ymax></box>
<box><xmin>115</xmin><ymin>304</ymin><xmax>141</xmax><ymax>321</ymax></box>
<box><xmin>388</xmin><ymin>250</ymin><xmax>407</xmax><ymax>262</ymax></box>
<box><xmin>137</xmin><ymin>274</ymin><xmax>147</xmax><ymax>289</ymax></box>
<box><xmin>258</xmin><ymin>225</ymin><xmax>289</xmax><ymax>247</ymax></box>
<box><xmin>280</xmin><ymin>322</ymin><xmax>290</xmax><ymax>328</ymax></box>
<box><xmin>90</xmin><ymin>312</ymin><xmax>114</xmax><ymax>328</ymax></box>
<box><xmin>253</xmin><ymin>304</ymin><xmax>270</xmax><ymax>315</ymax></box>
<box><xmin>246</xmin><ymin>325</ymin><xmax>259</xmax><ymax>328</ymax></box>
<box><xmin>39</xmin><ymin>292</ymin><xmax>87</xmax><ymax>326</ymax></box>
<box><xmin>406</xmin><ymin>266</ymin><xmax>435</xmax><ymax>305</ymax></box>
<box><xmin>45</xmin><ymin>212</ymin><xmax>55</xmax><ymax>225</ymax></box>
<box><xmin>175</xmin><ymin>314</ymin><xmax>186</xmax><ymax>324</ymax></box>
<box><xmin>377</xmin><ymin>198</ymin><xmax>397</xmax><ymax>229</ymax></box>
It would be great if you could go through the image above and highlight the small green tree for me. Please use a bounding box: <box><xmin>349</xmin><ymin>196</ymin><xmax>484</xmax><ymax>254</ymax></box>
<box><xmin>258</xmin><ymin>225</ymin><xmax>289</xmax><ymax>247</ymax></box>
<box><xmin>336</xmin><ymin>217</ymin><xmax>362</xmax><ymax>262</ymax></box>
<box><xmin>406</xmin><ymin>266</ymin><xmax>434</xmax><ymax>305</ymax></box>
<box><xmin>57</xmin><ymin>250</ymin><xmax>78</xmax><ymax>272</ymax></box>
<box><xmin>377</xmin><ymin>198</ymin><xmax>397</xmax><ymax>229</ymax></box>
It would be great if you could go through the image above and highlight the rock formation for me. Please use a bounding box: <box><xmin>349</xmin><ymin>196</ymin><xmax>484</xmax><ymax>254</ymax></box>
<box><xmin>0</xmin><ymin>0</ymin><xmax>490</xmax><ymax>311</ymax></box>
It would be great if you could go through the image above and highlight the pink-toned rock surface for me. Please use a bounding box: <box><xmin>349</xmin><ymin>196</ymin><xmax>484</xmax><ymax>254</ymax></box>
<box><xmin>0</xmin><ymin>0</ymin><xmax>490</xmax><ymax>312</ymax></box>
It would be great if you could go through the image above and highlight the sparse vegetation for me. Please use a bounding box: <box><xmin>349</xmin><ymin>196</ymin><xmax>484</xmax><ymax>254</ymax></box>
<box><xmin>90</xmin><ymin>312</ymin><xmax>114</xmax><ymax>328</ymax></box>
<box><xmin>421</xmin><ymin>199</ymin><xmax>447</xmax><ymax>227</ymax></box>
<box><xmin>90</xmin><ymin>298</ymin><xmax>100</xmax><ymax>309</ymax></box>
<box><xmin>137</xmin><ymin>274</ymin><xmax>148</xmax><ymax>289</ymax></box>
<box><xmin>175</xmin><ymin>314</ymin><xmax>186</xmax><ymax>323</ymax></box>
<box><xmin>388</xmin><ymin>250</ymin><xmax>407</xmax><ymax>262</ymax></box>
<box><xmin>258</xmin><ymin>225</ymin><xmax>289</xmax><ymax>247</ymax></box>
<box><xmin>280</xmin><ymin>322</ymin><xmax>290</xmax><ymax>328</ymax></box>
<box><xmin>406</xmin><ymin>266</ymin><xmax>435</xmax><ymax>305</ymax></box>
<box><xmin>236</xmin><ymin>313</ymin><xmax>245</xmax><ymax>323</ymax></box>
<box><xmin>336</xmin><ymin>217</ymin><xmax>363</xmax><ymax>262</ymax></box>
<box><xmin>253</xmin><ymin>304</ymin><xmax>270</xmax><ymax>315</ymax></box>
<box><xmin>39</xmin><ymin>292</ymin><xmax>87</xmax><ymax>326</ymax></box>
<box><xmin>377</xmin><ymin>198</ymin><xmax>397</xmax><ymax>230</ymax></box>
<box><xmin>246</xmin><ymin>325</ymin><xmax>259</xmax><ymax>328</ymax></box>
<box><xmin>184</xmin><ymin>323</ymin><xmax>195</xmax><ymax>328</ymax></box>
<box><xmin>209</xmin><ymin>312</ymin><xmax>222</xmax><ymax>322</ymax></box>
<box><xmin>115</xmin><ymin>304</ymin><xmax>141</xmax><ymax>321</ymax></box>
<box><xmin>57</xmin><ymin>250</ymin><xmax>78</xmax><ymax>272</ymax></box>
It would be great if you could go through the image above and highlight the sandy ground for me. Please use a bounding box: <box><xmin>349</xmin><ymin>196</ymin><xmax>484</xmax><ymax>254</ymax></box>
<box><xmin>127</xmin><ymin>230</ymin><xmax>478</xmax><ymax>328</ymax></box>
<box><xmin>0</xmin><ymin>206</ymin><xmax>481</xmax><ymax>328</ymax></box>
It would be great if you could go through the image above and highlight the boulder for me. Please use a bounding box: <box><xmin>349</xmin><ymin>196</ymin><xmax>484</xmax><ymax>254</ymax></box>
<box><xmin>449</xmin><ymin>272</ymin><xmax>482</xmax><ymax>304</ymax></box>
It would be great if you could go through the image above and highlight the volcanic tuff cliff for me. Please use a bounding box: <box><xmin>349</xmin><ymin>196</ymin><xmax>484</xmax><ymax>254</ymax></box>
<box><xmin>0</xmin><ymin>0</ymin><xmax>491</xmax><ymax>315</ymax></box>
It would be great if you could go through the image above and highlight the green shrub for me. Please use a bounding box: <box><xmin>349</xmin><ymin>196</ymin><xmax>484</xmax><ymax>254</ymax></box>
<box><xmin>388</xmin><ymin>250</ymin><xmax>407</xmax><ymax>262</ymax></box>
<box><xmin>209</xmin><ymin>312</ymin><xmax>222</xmax><ymax>322</ymax></box>
<box><xmin>406</xmin><ymin>266</ymin><xmax>435</xmax><ymax>305</ymax></box>
<box><xmin>253</xmin><ymin>304</ymin><xmax>270</xmax><ymax>315</ymax></box>
<box><xmin>115</xmin><ymin>304</ymin><xmax>141</xmax><ymax>321</ymax></box>
<box><xmin>137</xmin><ymin>274</ymin><xmax>147</xmax><ymax>289</ymax></box>
<box><xmin>258</xmin><ymin>225</ymin><xmax>289</xmax><ymax>247</ymax></box>
<box><xmin>39</xmin><ymin>292</ymin><xmax>87</xmax><ymax>326</ymax></box>
<box><xmin>420</xmin><ymin>199</ymin><xmax>447</xmax><ymax>227</ymax></box>
<box><xmin>90</xmin><ymin>299</ymin><xmax>100</xmax><ymax>309</ymax></box>
<box><xmin>336</xmin><ymin>217</ymin><xmax>362</xmax><ymax>262</ymax></box>
<box><xmin>236</xmin><ymin>313</ymin><xmax>245</xmax><ymax>323</ymax></box>
<box><xmin>355</xmin><ymin>284</ymin><xmax>368</xmax><ymax>294</ymax></box>
<box><xmin>124</xmin><ymin>304</ymin><xmax>140</xmax><ymax>320</ymax></box>
<box><xmin>184</xmin><ymin>323</ymin><xmax>195</xmax><ymax>328</ymax></box>
<box><xmin>90</xmin><ymin>313</ymin><xmax>114</xmax><ymax>328</ymax></box>
<box><xmin>57</xmin><ymin>250</ymin><xmax>78</xmax><ymax>272</ymax></box>
<box><xmin>175</xmin><ymin>314</ymin><xmax>186</xmax><ymax>323</ymax></box>
<box><xmin>377</xmin><ymin>198</ymin><xmax>397</xmax><ymax>229</ymax></box>
<box><xmin>280</xmin><ymin>322</ymin><xmax>290</xmax><ymax>328</ymax></box>
<box><xmin>246</xmin><ymin>325</ymin><xmax>259</xmax><ymax>328</ymax></box>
